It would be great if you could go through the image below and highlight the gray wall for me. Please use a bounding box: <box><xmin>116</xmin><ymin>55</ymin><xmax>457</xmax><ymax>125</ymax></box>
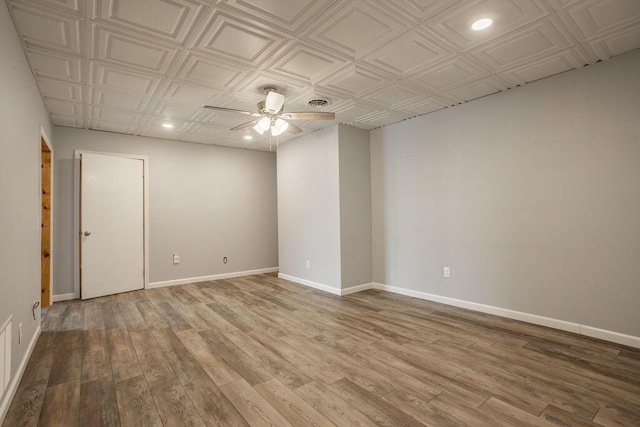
<box><xmin>52</xmin><ymin>127</ymin><xmax>278</xmax><ymax>295</ymax></box>
<box><xmin>277</xmin><ymin>126</ymin><xmax>342</xmax><ymax>290</ymax></box>
<box><xmin>277</xmin><ymin>124</ymin><xmax>373</xmax><ymax>291</ymax></box>
<box><xmin>371</xmin><ymin>50</ymin><xmax>640</xmax><ymax>337</ymax></box>
<box><xmin>339</xmin><ymin>126</ymin><xmax>372</xmax><ymax>288</ymax></box>
<box><xmin>0</xmin><ymin>0</ymin><xmax>51</xmax><ymax>394</ymax></box>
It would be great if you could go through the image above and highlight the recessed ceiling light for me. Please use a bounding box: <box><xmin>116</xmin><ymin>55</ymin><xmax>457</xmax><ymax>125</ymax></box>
<box><xmin>243</xmin><ymin>135</ymin><xmax>253</xmax><ymax>141</ymax></box>
<box><xmin>162</xmin><ymin>123</ymin><xmax>174</xmax><ymax>129</ymax></box>
<box><xmin>471</xmin><ymin>18</ymin><xmax>493</xmax><ymax>31</ymax></box>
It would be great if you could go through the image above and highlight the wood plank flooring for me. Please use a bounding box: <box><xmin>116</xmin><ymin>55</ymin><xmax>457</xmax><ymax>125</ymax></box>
<box><xmin>3</xmin><ymin>273</ymin><xmax>640</xmax><ymax>426</ymax></box>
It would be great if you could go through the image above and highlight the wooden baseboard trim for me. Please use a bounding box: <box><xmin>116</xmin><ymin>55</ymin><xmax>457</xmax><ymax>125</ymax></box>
<box><xmin>0</xmin><ymin>326</ymin><xmax>41</xmax><ymax>424</ymax></box>
<box><xmin>148</xmin><ymin>267</ymin><xmax>279</xmax><ymax>289</ymax></box>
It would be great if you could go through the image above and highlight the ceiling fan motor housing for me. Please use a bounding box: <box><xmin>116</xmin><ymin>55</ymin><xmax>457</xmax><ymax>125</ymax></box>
<box><xmin>258</xmin><ymin>100</ymin><xmax>283</xmax><ymax>115</ymax></box>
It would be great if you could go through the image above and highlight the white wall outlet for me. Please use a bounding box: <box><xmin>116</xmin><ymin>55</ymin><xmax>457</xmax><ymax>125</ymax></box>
<box><xmin>19</xmin><ymin>322</ymin><xmax>23</xmax><ymax>344</ymax></box>
<box><xmin>444</xmin><ymin>267</ymin><xmax>451</xmax><ymax>278</ymax></box>
<box><xmin>305</xmin><ymin>260</ymin><xmax>310</xmax><ymax>269</ymax></box>
<box><xmin>173</xmin><ymin>254</ymin><xmax>180</xmax><ymax>264</ymax></box>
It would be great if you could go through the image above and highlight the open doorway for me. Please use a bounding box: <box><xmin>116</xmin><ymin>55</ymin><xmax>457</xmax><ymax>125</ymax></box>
<box><xmin>41</xmin><ymin>135</ymin><xmax>52</xmax><ymax>307</ymax></box>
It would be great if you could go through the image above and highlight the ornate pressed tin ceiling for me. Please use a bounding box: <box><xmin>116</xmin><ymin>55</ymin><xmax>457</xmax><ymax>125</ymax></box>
<box><xmin>7</xmin><ymin>0</ymin><xmax>640</xmax><ymax>150</ymax></box>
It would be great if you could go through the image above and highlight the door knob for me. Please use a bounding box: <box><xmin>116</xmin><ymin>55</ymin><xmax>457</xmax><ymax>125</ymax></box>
<box><xmin>84</xmin><ymin>231</ymin><xmax>91</xmax><ymax>236</ymax></box>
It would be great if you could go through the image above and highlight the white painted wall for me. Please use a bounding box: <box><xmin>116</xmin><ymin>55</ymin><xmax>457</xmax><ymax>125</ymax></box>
<box><xmin>371</xmin><ymin>50</ymin><xmax>640</xmax><ymax>337</ymax></box>
<box><xmin>277</xmin><ymin>126</ymin><xmax>342</xmax><ymax>290</ymax></box>
<box><xmin>0</xmin><ymin>0</ymin><xmax>50</xmax><ymax>410</ymax></box>
<box><xmin>52</xmin><ymin>127</ymin><xmax>278</xmax><ymax>295</ymax></box>
<box><xmin>339</xmin><ymin>126</ymin><xmax>372</xmax><ymax>288</ymax></box>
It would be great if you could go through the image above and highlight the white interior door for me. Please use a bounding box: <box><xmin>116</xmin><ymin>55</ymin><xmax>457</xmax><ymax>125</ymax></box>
<box><xmin>81</xmin><ymin>152</ymin><xmax>144</xmax><ymax>299</ymax></box>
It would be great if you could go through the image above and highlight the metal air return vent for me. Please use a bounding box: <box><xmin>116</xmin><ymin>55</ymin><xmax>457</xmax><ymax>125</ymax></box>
<box><xmin>307</xmin><ymin>98</ymin><xmax>331</xmax><ymax>108</ymax></box>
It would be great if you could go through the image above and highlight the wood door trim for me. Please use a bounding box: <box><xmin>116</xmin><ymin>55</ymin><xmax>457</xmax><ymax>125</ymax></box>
<box><xmin>41</xmin><ymin>139</ymin><xmax>51</xmax><ymax>306</ymax></box>
<box><xmin>40</xmin><ymin>128</ymin><xmax>53</xmax><ymax>307</ymax></box>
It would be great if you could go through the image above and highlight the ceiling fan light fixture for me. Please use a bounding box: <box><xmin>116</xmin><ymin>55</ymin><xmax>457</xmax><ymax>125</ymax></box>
<box><xmin>265</xmin><ymin>91</ymin><xmax>285</xmax><ymax>114</ymax></box>
<box><xmin>271</xmin><ymin>118</ymin><xmax>289</xmax><ymax>136</ymax></box>
<box><xmin>275</xmin><ymin>118</ymin><xmax>289</xmax><ymax>133</ymax></box>
<box><xmin>257</xmin><ymin>116</ymin><xmax>271</xmax><ymax>131</ymax></box>
<box><xmin>253</xmin><ymin>124</ymin><xmax>266</xmax><ymax>135</ymax></box>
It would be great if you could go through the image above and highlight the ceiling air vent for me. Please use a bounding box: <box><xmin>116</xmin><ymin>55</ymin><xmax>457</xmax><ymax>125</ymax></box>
<box><xmin>307</xmin><ymin>98</ymin><xmax>330</xmax><ymax>108</ymax></box>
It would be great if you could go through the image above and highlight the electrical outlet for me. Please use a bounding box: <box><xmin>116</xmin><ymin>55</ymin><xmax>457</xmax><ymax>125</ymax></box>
<box><xmin>306</xmin><ymin>260</ymin><xmax>310</xmax><ymax>269</ymax></box>
<box><xmin>444</xmin><ymin>267</ymin><xmax>451</xmax><ymax>278</ymax></box>
<box><xmin>173</xmin><ymin>254</ymin><xmax>180</xmax><ymax>264</ymax></box>
<box><xmin>19</xmin><ymin>323</ymin><xmax>23</xmax><ymax>344</ymax></box>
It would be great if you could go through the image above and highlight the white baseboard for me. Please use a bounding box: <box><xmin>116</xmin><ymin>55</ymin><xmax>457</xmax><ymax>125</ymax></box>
<box><xmin>341</xmin><ymin>282</ymin><xmax>375</xmax><ymax>296</ymax></box>
<box><xmin>370</xmin><ymin>283</ymin><xmax>640</xmax><ymax>349</ymax></box>
<box><xmin>279</xmin><ymin>277</ymin><xmax>640</xmax><ymax>349</ymax></box>
<box><xmin>51</xmin><ymin>293</ymin><xmax>76</xmax><ymax>302</ymax></box>
<box><xmin>277</xmin><ymin>275</ymin><xmax>374</xmax><ymax>296</ymax></box>
<box><xmin>372</xmin><ymin>284</ymin><xmax>582</xmax><ymax>333</ymax></box>
<box><xmin>0</xmin><ymin>325</ymin><xmax>41</xmax><ymax>424</ymax></box>
<box><xmin>580</xmin><ymin>325</ymin><xmax>640</xmax><ymax>349</ymax></box>
<box><xmin>278</xmin><ymin>273</ymin><xmax>342</xmax><ymax>295</ymax></box>
<box><xmin>149</xmin><ymin>267</ymin><xmax>279</xmax><ymax>289</ymax></box>
<box><xmin>50</xmin><ymin>274</ymin><xmax>640</xmax><ymax>349</ymax></box>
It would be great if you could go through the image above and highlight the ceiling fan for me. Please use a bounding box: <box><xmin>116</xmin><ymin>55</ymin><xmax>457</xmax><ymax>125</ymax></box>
<box><xmin>203</xmin><ymin>87</ymin><xmax>336</xmax><ymax>137</ymax></box>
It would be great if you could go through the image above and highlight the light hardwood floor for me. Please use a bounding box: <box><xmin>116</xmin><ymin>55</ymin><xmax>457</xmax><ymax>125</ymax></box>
<box><xmin>3</xmin><ymin>273</ymin><xmax>640</xmax><ymax>426</ymax></box>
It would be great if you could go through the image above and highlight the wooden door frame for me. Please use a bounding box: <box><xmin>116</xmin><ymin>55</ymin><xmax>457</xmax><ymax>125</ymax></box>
<box><xmin>73</xmin><ymin>150</ymin><xmax>149</xmax><ymax>299</ymax></box>
<box><xmin>40</xmin><ymin>127</ymin><xmax>53</xmax><ymax>306</ymax></box>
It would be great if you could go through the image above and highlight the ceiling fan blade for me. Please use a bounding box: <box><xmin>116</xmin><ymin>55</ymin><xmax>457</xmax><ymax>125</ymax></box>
<box><xmin>281</xmin><ymin>112</ymin><xmax>336</xmax><ymax>121</ymax></box>
<box><xmin>230</xmin><ymin>119</ymin><xmax>261</xmax><ymax>131</ymax></box>
<box><xmin>203</xmin><ymin>106</ymin><xmax>261</xmax><ymax>117</ymax></box>
<box><xmin>286</xmin><ymin>121</ymin><xmax>303</xmax><ymax>134</ymax></box>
